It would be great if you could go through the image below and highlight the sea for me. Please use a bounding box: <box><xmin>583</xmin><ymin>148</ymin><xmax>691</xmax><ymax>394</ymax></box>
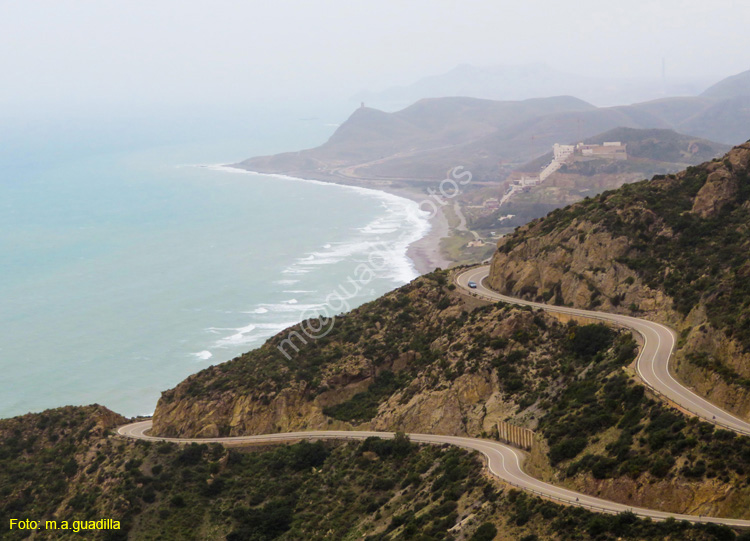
<box><xmin>0</xmin><ymin>104</ymin><xmax>430</xmax><ymax>418</ymax></box>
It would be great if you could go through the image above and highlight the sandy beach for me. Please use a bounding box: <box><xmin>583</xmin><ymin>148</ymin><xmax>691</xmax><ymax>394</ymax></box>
<box><xmin>406</xmin><ymin>205</ymin><xmax>452</xmax><ymax>274</ymax></box>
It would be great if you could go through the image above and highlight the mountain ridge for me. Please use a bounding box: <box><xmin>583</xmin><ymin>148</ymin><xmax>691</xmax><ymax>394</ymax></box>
<box><xmin>354</xmin><ymin>63</ymin><xmax>711</xmax><ymax>109</ymax></box>
<box><xmin>238</xmin><ymin>77</ymin><xmax>749</xmax><ymax>188</ymax></box>
<box><xmin>701</xmin><ymin>69</ymin><xmax>750</xmax><ymax>99</ymax></box>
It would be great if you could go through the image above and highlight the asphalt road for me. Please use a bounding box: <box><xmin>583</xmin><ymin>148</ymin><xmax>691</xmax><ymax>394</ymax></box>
<box><xmin>115</xmin><ymin>264</ymin><xmax>750</xmax><ymax>527</ymax></box>
<box><xmin>118</xmin><ymin>420</ymin><xmax>750</xmax><ymax>527</ymax></box>
<box><xmin>456</xmin><ymin>266</ymin><xmax>750</xmax><ymax>436</ymax></box>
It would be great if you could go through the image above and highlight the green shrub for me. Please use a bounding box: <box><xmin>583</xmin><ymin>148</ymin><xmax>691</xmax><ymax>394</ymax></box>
<box><xmin>550</xmin><ymin>437</ymin><xmax>588</xmax><ymax>465</ymax></box>
<box><xmin>471</xmin><ymin>522</ymin><xmax>498</xmax><ymax>540</ymax></box>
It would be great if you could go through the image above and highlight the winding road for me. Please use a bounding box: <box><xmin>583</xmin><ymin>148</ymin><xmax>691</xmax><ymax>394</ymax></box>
<box><xmin>457</xmin><ymin>266</ymin><xmax>750</xmax><ymax>436</ymax></box>
<box><xmin>117</xmin><ymin>265</ymin><xmax>750</xmax><ymax>527</ymax></box>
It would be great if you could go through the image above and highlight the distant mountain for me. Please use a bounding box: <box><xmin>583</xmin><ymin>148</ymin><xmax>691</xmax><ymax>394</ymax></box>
<box><xmin>238</xmin><ymin>68</ymin><xmax>750</xmax><ymax>188</ymax></box>
<box><xmin>238</xmin><ymin>97</ymin><xmax>743</xmax><ymax>186</ymax></box>
<box><xmin>678</xmin><ymin>95</ymin><xmax>750</xmax><ymax>144</ymax></box>
<box><xmin>354</xmin><ymin>63</ymin><xmax>709</xmax><ymax>109</ymax></box>
<box><xmin>239</xmin><ymin>95</ymin><xmax>597</xmax><ymax>183</ymax></box>
<box><xmin>701</xmin><ymin>68</ymin><xmax>750</xmax><ymax>99</ymax></box>
<box><xmin>507</xmin><ymin>93</ymin><xmax>750</xmax><ymax>148</ymax></box>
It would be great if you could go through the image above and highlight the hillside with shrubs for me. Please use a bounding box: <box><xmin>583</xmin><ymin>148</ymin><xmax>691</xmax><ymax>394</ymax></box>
<box><xmin>2</xmin><ymin>405</ymin><xmax>749</xmax><ymax>541</ymax></box>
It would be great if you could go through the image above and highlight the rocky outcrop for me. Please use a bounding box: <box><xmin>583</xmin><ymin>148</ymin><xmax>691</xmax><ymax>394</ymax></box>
<box><xmin>691</xmin><ymin>144</ymin><xmax>750</xmax><ymax>218</ymax></box>
<box><xmin>692</xmin><ymin>168</ymin><xmax>739</xmax><ymax>217</ymax></box>
<box><xmin>674</xmin><ymin>323</ymin><xmax>750</xmax><ymax>419</ymax></box>
<box><xmin>691</xmin><ymin>143</ymin><xmax>750</xmax><ymax>217</ymax></box>
<box><xmin>154</xmin><ymin>382</ymin><xmax>329</xmax><ymax>438</ymax></box>
<box><xmin>371</xmin><ymin>372</ymin><xmax>505</xmax><ymax>436</ymax></box>
<box><xmin>488</xmin><ymin>222</ymin><xmax>675</xmax><ymax>320</ymax></box>
<box><xmin>569</xmin><ymin>475</ymin><xmax>750</xmax><ymax>519</ymax></box>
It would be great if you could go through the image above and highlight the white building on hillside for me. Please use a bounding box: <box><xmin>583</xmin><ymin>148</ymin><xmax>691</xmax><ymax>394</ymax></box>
<box><xmin>577</xmin><ymin>141</ymin><xmax>627</xmax><ymax>159</ymax></box>
<box><xmin>553</xmin><ymin>144</ymin><xmax>575</xmax><ymax>161</ymax></box>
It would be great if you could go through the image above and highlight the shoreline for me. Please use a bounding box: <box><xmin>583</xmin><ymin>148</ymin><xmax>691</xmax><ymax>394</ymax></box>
<box><xmin>380</xmin><ymin>185</ymin><xmax>453</xmax><ymax>274</ymax></box>
<box><xmin>223</xmin><ymin>165</ymin><xmax>454</xmax><ymax>275</ymax></box>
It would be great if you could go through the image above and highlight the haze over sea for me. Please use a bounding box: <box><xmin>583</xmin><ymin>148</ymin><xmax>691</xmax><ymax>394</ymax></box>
<box><xmin>0</xmin><ymin>105</ymin><xmax>429</xmax><ymax>418</ymax></box>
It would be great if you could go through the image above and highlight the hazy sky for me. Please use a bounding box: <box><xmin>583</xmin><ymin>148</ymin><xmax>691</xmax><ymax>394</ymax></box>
<box><xmin>2</xmin><ymin>0</ymin><xmax>750</xmax><ymax>112</ymax></box>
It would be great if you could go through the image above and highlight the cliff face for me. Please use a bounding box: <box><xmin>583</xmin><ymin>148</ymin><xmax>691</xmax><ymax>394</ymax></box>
<box><xmin>488</xmin><ymin>143</ymin><xmax>750</xmax><ymax>419</ymax></box>
<box><xmin>153</xmin><ymin>367</ymin><xmax>505</xmax><ymax>439</ymax></box>
<box><xmin>488</xmin><ymin>225</ymin><xmax>673</xmax><ymax>317</ymax></box>
<box><xmin>570</xmin><ymin>474</ymin><xmax>750</xmax><ymax>519</ymax></box>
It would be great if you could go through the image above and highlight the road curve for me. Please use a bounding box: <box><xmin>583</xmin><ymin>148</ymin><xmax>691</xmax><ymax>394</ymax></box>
<box><xmin>118</xmin><ymin>420</ymin><xmax>750</xmax><ymax>527</ymax></box>
<box><xmin>456</xmin><ymin>266</ymin><xmax>750</xmax><ymax>436</ymax></box>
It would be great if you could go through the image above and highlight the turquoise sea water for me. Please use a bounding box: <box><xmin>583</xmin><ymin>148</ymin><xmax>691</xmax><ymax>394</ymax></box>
<box><xmin>0</xmin><ymin>108</ymin><xmax>428</xmax><ymax>417</ymax></box>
